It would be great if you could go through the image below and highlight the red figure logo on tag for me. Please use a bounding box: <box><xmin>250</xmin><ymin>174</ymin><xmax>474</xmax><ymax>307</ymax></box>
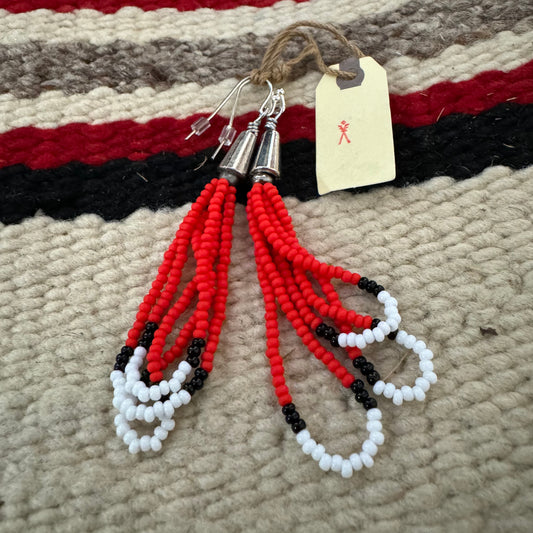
<box><xmin>338</xmin><ymin>120</ymin><xmax>351</xmax><ymax>145</ymax></box>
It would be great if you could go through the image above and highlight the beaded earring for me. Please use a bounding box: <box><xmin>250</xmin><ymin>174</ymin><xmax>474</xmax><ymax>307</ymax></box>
<box><xmin>109</xmin><ymin>80</ymin><xmax>274</xmax><ymax>454</ymax></box>
<box><xmin>246</xmin><ymin>89</ymin><xmax>437</xmax><ymax>477</ymax></box>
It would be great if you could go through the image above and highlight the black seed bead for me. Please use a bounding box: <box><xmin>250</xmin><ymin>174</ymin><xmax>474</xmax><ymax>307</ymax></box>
<box><xmin>113</xmin><ymin>362</ymin><xmax>124</xmax><ymax>371</ymax></box>
<box><xmin>141</xmin><ymin>369</ymin><xmax>150</xmax><ymax>385</ymax></box>
<box><xmin>292</xmin><ymin>419</ymin><xmax>307</xmax><ymax>433</ymax></box>
<box><xmin>315</xmin><ymin>323</ymin><xmax>327</xmax><ymax>337</ymax></box>
<box><xmin>330</xmin><ymin>335</ymin><xmax>339</xmax><ymax>347</ymax></box>
<box><xmin>323</xmin><ymin>326</ymin><xmax>336</xmax><ymax>340</ymax></box>
<box><xmin>366</xmin><ymin>371</ymin><xmax>381</xmax><ymax>385</ymax></box>
<box><xmin>187</xmin><ymin>345</ymin><xmax>201</xmax><ymax>357</ymax></box>
<box><xmin>120</xmin><ymin>346</ymin><xmax>134</xmax><ymax>356</ymax></box>
<box><xmin>388</xmin><ymin>330</ymin><xmax>398</xmax><ymax>340</ymax></box>
<box><xmin>186</xmin><ymin>355</ymin><xmax>200</xmax><ymax>367</ymax></box>
<box><xmin>281</xmin><ymin>403</ymin><xmax>296</xmax><ymax>415</ymax></box>
<box><xmin>182</xmin><ymin>383</ymin><xmax>195</xmax><ymax>395</ymax></box>
<box><xmin>373</xmin><ymin>285</ymin><xmax>384</xmax><ymax>296</ymax></box>
<box><xmin>191</xmin><ymin>377</ymin><xmax>204</xmax><ymax>390</ymax></box>
<box><xmin>285</xmin><ymin>411</ymin><xmax>300</xmax><ymax>424</ymax></box>
<box><xmin>363</xmin><ymin>398</ymin><xmax>378</xmax><ymax>410</ymax></box>
<box><xmin>360</xmin><ymin>362</ymin><xmax>374</xmax><ymax>376</ymax></box>
<box><xmin>358</xmin><ymin>276</ymin><xmax>369</xmax><ymax>290</ymax></box>
<box><xmin>195</xmin><ymin>368</ymin><xmax>208</xmax><ymax>380</ymax></box>
<box><xmin>145</xmin><ymin>322</ymin><xmax>158</xmax><ymax>332</ymax></box>
<box><xmin>371</xmin><ymin>318</ymin><xmax>381</xmax><ymax>329</ymax></box>
<box><xmin>366</xmin><ymin>280</ymin><xmax>377</xmax><ymax>293</ymax></box>
<box><xmin>350</xmin><ymin>379</ymin><xmax>365</xmax><ymax>393</ymax></box>
<box><xmin>192</xmin><ymin>338</ymin><xmax>206</xmax><ymax>348</ymax></box>
<box><xmin>161</xmin><ymin>394</ymin><xmax>170</xmax><ymax>403</ymax></box>
<box><xmin>352</xmin><ymin>356</ymin><xmax>367</xmax><ymax>368</ymax></box>
<box><xmin>355</xmin><ymin>390</ymin><xmax>370</xmax><ymax>403</ymax></box>
<box><xmin>141</xmin><ymin>330</ymin><xmax>153</xmax><ymax>340</ymax></box>
<box><xmin>116</xmin><ymin>353</ymin><xmax>128</xmax><ymax>364</ymax></box>
<box><xmin>138</xmin><ymin>339</ymin><xmax>150</xmax><ymax>348</ymax></box>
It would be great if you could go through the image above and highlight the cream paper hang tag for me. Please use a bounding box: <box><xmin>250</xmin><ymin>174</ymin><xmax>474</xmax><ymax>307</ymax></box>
<box><xmin>315</xmin><ymin>56</ymin><xmax>395</xmax><ymax>195</ymax></box>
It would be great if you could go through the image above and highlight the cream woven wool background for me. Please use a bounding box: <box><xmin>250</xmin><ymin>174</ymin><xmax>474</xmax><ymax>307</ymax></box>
<box><xmin>1</xmin><ymin>164</ymin><xmax>533</xmax><ymax>532</ymax></box>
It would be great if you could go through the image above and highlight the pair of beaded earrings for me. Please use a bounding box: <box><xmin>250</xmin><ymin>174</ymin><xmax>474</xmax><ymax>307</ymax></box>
<box><xmin>109</xmin><ymin>79</ymin><xmax>437</xmax><ymax>478</ymax></box>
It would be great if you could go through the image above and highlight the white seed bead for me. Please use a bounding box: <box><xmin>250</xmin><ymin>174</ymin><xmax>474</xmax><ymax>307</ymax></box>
<box><xmin>355</xmin><ymin>334</ymin><xmax>367</xmax><ymax>350</ymax></box>
<box><xmin>363</xmin><ymin>329</ymin><xmax>375</xmax><ymax>344</ymax></box>
<box><xmin>420</xmin><ymin>349</ymin><xmax>434</xmax><ymax>360</ymax></box>
<box><xmin>385</xmin><ymin>296</ymin><xmax>398</xmax><ymax>307</ymax></box>
<box><xmin>125</xmin><ymin>405</ymin><xmax>137</xmax><ymax>421</ymax></box>
<box><xmin>128</xmin><ymin>439</ymin><xmax>141</xmax><ymax>454</ymax></box>
<box><xmin>144</xmin><ymin>406</ymin><xmax>155</xmax><ymax>423</ymax></box>
<box><xmin>131</xmin><ymin>382</ymin><xmax>142</xmax><ymax>397</ymax></box>
<box><xmin>373</xmin><ymin>380</ymin><xmax>386</xmax><ymax>395</ymax></box>
<box><xmin>149</xmin><ymin>386</ymin><xmax>161</xmax><ymax>402</ymax></box>
<box><xmin>140</xmin><ymin>435</ymin><xmax>151</xmax><ymax>452</ymax></box>
<box><xmin>116</xmin><ymin>423</ymin><xmax>129</xmax><ymax>438</ymax></box>
<box><xmin>401</xmin><ymin>386</ymin><xmax>415</xmax><ymax>401</ymax></box>
<box><xmin>377</xmin><ymin>290</ymin><xmax>390</xmax><ymax>303</ymax></box>
<box><xmin>350</xmin><ymin>453</ymin><xmax>363</xmax><ymax>471</ymax></box>
<box><xmin>113</xmin><ymin>377</ymin><xmax>126</xmax><ymax>389</ymax></box>
<box><xmin>367</xmin><ymin>420</ymin><xmax>382</xmax><ymax>432</ymax></box>
<box><xmin>126</xmin><ymin>371</ymin><xmax>140</xmax><ymax>382</ymax></box>
<box><xmin>296</xmin><ymin>429</ymin><xmax>311</xmax><ymax>446</ymax></box>
<box><xmin>331</xmin><ymin>454</ymin><xmax>343</xmax><ymax>472</ymax></box>
<box><xmin>360</xmin><ymin>451</ymin><xmax>374</xmax><ymax>468</ymax></box>
<box><xmin>362</xmin><ymin>440</ymin><xmax>378</xmax><ymax>456</ymax></box>
<box><xmin>169</xmin><ymin>393</ymin><xmax>182</xmax><ymax>408</ymax></box>
<box><xmin>404</xmin><ymin>334</ymin><xmax>417</xmax><ymax>349</ymax></box>
<box><xmin>347</xmin><ymin>332</ymin><xmax>356</xmax><ymax>347</ymax></box>
<box><xmin>152</xmin><ymin>401</ymin><xmax>164</xmax><ymax>419</ymax></box>
<box><xmin>158</xmin><ymin>381</ymin><xmax>170</xmax><ymax>396</ymax></box>
<box><xmin>367</xmin><ymin>408</ymin><xmax>382</xmax><ymax>421</ymax></box>
<box><xmin>178</xmin><ymin>361</ymin><xmax>192</xmax><ymax>374</ymax></box>
<box><xmin>377</xmin><ymin>321</ymin><xmax>391</xmax><ymax>335</ymax></box>
<box><xmin>135</xmin><ymin>404</ymin><xmax>146</xmax><ymax>421</ymax></box>
<box><xmin>384</xmin><ymin>304</ymin><xmax>398</xmax><ymax>316</ymax></box>
<box><xmin>154</xmin><ymin>426</ymin><xmax>168</xmax><ymax>441</ymax></box>
<box><xmin>110</xmin><ymin>370</ymin><xmax>123</xmax><ymax>382</ymax></box>
<box><xmin>413</xmin><ymin>340</ymin><xmax>426</xmax><ymax>354</ymax></box>
<box><xmin>415</xmin><ymin>377</ymin><xmax>430</xmax><ymax>392</ymax></box>
<box><xmin>424</xmin><ymin>371</ymin><xmax>438</xmax><ymax>384</ymax></box>
<box><xmin>120</xmin><ymin>398</ymin><xmax>134</xmax><ymax>413</ymax></box>
<box><xmin>318</xmin><ymin>453</ymin><xmax>332</xmax><ymax>471</ymax></box>
<box><xmin>311</xmin><ymin>444</ymin><xmax>325</xmax><ymax>461</ymax></box>
<box><xmin>302</xmin><ymin>439</ymin><xmax>317</xmax><ymax>455</ymax></box>
<box><xmin>114</xmin><ymin>413</ymin><xmax>126</xmax><ymax>426</ymax></box>
<box><xmin>338</xmin><ymin>333</ymin><xmax>348</xmax><ymax>348</ymax></box>
<box><xmin>112</xmin><ymin>395</ymin><xmax>125</xmax><ymax>410</ymax></box>
<box><xmin>387</xmin><ymin>313</ymin><xmax>402</xmax><ymax>325</ymax></box>
<box><xmin>373</xmin><ymin>327</ymin><xmax>385</xmax><ymax>342</ymax></box>
<box><xmin>150</xmin><ymin>437</ymin><xmax>162</xmax><ymax>452</ymax></box>
<box><xmin>168</xmin><ymin>378</ymin><xmax>181</xmax><ymax>393</ymax></box>
<box><xmin>134</xmin><ymin>346</ymin><xmax>147</xmax><ymax>357</ymax></box>
<box><xmin>419</xmin><ymin>360</ymin><xmax>434</xmax><ymax>372</ymax></box>
<box><xmin>392</xmin><ymin>389</ymin><xmax>404</xmax><ymax>406</ymax></box>
<box><xmin>369</xmin><ymin>431</ymin><xmax>385</xmax><ymax>445</ymax></box>
<box><xmin>412</xmin><ymin>386</ymin><xmax>426</xmax><ymax>401</ymax></box>
<box><xmin>387</xmin><ymin>318</ymin><xmax>399</xmax><ymax>331</ymax></box>
<box><xmin>396</xmin><ymin>330</ymin><xmax>408</xmax><ymax>345</ymax></box>
<box><xmin>138</xmin><ymin>388</ymin><xmax>150</xmax><ymax>403</ymax></box>
<box><xmin>173</xmin><ymin>370</ymin><xmax>187</xmax><ymax>383</ymax></box>
<box><xmin>341</xmin><ymin>459</ymin><xmax>353</xmax><ymax>478</ymax></box>
<box><xmin>160</xmin><ymin>418</ymin><xmax>175</xmax><ymax>431</ymax></box>
<box><xmin>383</xmin><ymin>383</ymin><xmax>396</xmax><ymax>399</ymax></box>
<box><xmin>163</xmin><ymin>401</ymin><xmax>174</xmax><ymax>418</ymax></box>
<box><xmin>177</xmin><ymin>389</ymin><xmax>191</xmax><ymax>405</ymax></box>
<box><xmin>123</xmin><ymin>429</ymin><xmax>137</xmax><ymax>446</ymax></box>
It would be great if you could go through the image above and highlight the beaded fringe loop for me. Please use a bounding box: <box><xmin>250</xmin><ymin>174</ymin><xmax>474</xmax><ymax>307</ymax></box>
<box><xmin>110</xmin><ymin>177</ymin><xmax>236</xmax><ymax>453</ymax></box>
<box><xmin>246</xmin><ymin>181</ymin><xmax>437</xmax><ymax>477</ymax></box>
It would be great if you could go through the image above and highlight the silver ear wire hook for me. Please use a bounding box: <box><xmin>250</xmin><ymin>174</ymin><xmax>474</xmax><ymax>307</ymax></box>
<box><xmin>185</xmin><ymin>76</ymin><xmax>252</xmax><ymax>141</ymax></box>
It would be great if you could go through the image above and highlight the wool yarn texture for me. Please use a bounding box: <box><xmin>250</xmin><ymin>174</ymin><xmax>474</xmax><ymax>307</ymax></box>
<box><xmin>1</xmin><ymin>1</ymin><xmax>533</xmax><ymax>532</ymax></box>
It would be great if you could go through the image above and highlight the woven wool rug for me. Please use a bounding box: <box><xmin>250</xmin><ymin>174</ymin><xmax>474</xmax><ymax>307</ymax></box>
<box><xmin>1</xmin><ymin>1</ymin><xmax>532</xmax><ymax>532</ymax></box>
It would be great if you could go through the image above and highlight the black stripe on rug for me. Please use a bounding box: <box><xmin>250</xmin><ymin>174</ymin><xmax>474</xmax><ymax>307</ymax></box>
<box><xmin>1</xmin><ymin>103</ymin><xmax>531</xmax><ymax>224</ymax></box>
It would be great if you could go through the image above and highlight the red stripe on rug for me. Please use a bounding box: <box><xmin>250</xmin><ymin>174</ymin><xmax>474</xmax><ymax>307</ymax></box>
<box><xmin>0</xmin><ymin>0</ymin><xmax>309</xmax><ymax>14</ymax></box>
<box><xmin>1</xmin><ymin>61</ymin><xmax>531</xmax><ymax>170</ymax></box>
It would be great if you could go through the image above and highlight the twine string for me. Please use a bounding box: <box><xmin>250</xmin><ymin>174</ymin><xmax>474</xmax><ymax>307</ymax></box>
<box><xmin>249</xmin><ymin>21</ymin><xmax>364</xmax><ymax>85</ymax></box>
